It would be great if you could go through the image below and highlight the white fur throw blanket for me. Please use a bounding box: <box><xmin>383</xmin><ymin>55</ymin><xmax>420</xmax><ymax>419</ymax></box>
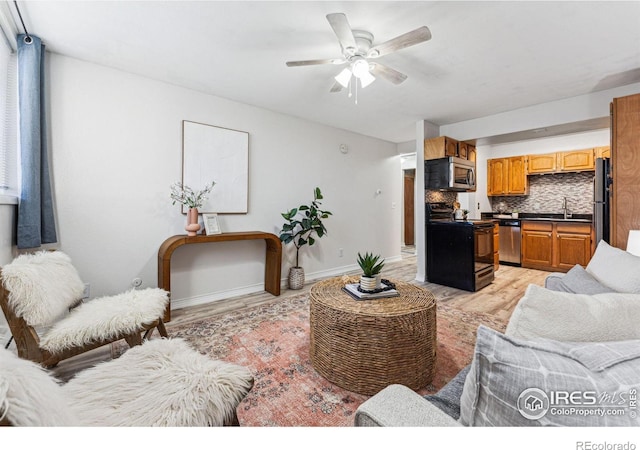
<box><xmin>62</xmin><ymin>338</ymin><xmax>254</xmax><ymax>426</ymax></box>
<box><xmin>2</xmin><ymin>251</ymin><xmax>84</xmax><ymax>327</ymax></box>
<box><xmin>1</xmin><ymin>339</ymin><xmax>253</xmax><ymax>426</ymax></box>
<box><xmin>0</xmin><ymin>348</ymin><xmax>78</xmax><ymax>426</ymax></box>
<box><xmin>40</xmin><ymin>288</ymin><xmax>169</xmax><ymax>353</ymax></box>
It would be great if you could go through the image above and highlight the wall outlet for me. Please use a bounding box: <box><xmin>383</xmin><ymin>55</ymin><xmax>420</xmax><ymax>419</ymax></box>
<box><xmin>338</xmin><ymin>248</ymin><xmax>344</xmax><ymax>257</ymax></box>
<box><xmin>82</xmin><ymin>283</ymin><xmax>90</xmax><ymax>299</ymax></box>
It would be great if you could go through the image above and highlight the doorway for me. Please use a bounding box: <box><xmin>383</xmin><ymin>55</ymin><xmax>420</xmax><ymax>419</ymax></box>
<box><xmin>403</xmin><ymin>169</ymin><xmax>415</xmax><ymax>246</ymax></box>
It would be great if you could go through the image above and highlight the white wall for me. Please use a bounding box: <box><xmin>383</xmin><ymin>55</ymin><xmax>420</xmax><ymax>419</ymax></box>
<box><xmin>46</xmin><ymin>54</ymin><xmax>401</xmax><ymax>310</ymax></box>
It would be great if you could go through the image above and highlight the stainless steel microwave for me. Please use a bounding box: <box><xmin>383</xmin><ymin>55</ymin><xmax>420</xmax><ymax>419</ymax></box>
<box><xmin>424</xmin><ymin>157</ymin><xmax>476</xmax><ymax>191</ymax></box>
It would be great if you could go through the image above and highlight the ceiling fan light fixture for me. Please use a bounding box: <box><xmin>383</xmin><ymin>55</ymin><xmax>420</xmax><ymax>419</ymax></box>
<box><xmin>351</xmin><ymin>58</ymin><xmax>370</xmax><ymax>78</ymax></box>
<box><xmin>335</xmin><ymin>68</ymin><xmax>352</xmax><ymax>88</ymax></box>
<box><xmin>359</xmin><ymin>70</ymin><xmax>375</xmax><ymax>88</ymax></box>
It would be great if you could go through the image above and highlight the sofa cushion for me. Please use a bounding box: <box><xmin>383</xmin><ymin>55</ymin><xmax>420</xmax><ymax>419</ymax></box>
<box><xmin>553</xmin><ymin>264</ymin><xmax>615</xmax><ymax>294</ymax></box>
<box><xmin>423</xmin><ymin>365</ymin><xmax>470</xmax><ymax>420</ymax></box>
<box><xmin>505</xmin><ymin>284</ymin><xmax>640</xmax><ymax>342</ymax></box>
<box><xmin>459</xmin><ymin>325</ymin><xmax>640</xmax><ymax>426</ymax></box>
<box><xmin>586</xmin><ymin>240</ymin><xmax>640</xmax><ymax>293</ymax></box>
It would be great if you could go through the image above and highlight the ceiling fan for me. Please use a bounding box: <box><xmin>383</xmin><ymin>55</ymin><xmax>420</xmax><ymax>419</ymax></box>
<box><xmin>286</xmin><ymin>13</ymin><xmax>432</xmax><ymax>96</ymax></box>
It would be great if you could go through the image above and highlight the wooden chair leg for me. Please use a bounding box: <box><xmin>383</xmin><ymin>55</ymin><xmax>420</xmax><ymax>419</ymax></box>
<box><xmin>156</xmin><ymin>319</ymin><xmax>168</xmax><ymax>338</ymax></box>
<box><xmin>124</xmin><ymin>333</ymin><xmax>142</xmax><ymax>348</ymax></box>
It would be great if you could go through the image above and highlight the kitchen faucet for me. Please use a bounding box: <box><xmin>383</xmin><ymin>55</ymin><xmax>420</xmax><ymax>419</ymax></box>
<box><xmin>562</xmin><ymin>197</ymin><xmax>571</xmax><ymax>219</ymax></box>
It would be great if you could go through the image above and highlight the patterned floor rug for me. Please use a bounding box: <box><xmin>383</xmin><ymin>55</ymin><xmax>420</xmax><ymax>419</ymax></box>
<box><xmin>164</xmin><ymin>293</ymin><xmax>507</xmax><ymax>427</ymax></box>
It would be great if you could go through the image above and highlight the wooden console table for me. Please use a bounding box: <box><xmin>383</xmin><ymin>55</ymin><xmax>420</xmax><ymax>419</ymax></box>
<box><xmin>158</xmin><ymin>231</ymin><xmax>282</xmax><ymax>322</ymax></box>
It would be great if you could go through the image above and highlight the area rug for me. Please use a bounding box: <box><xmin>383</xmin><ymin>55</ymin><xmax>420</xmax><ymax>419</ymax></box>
<box><xmin>161</xmin><ymin>292</ymin><xmax>507</xmax><ymax>427</ymax></box>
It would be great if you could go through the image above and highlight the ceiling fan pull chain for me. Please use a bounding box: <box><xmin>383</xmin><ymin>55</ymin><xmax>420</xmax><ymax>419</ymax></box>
<box><xmin>355</xmin><ymin>77</ymin><xmax>359</xmax><ymax>104</ymax></box>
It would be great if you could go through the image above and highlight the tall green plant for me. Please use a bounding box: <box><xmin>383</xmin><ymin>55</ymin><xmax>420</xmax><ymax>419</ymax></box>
<box><xmin>279</xmin><ymin>187</ymin><xmax>332</xmax><ymax>267</ymax></box>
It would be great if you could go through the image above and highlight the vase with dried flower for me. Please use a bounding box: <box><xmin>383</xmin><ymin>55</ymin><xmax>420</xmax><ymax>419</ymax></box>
<box><xmin>170</xmin><ymin>181</ymin><xmax>216</xmax><ymax>236</ymax></box>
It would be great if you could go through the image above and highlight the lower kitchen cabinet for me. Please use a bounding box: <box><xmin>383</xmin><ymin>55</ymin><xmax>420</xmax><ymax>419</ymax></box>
<box><xmin>522</xmin><ymin>221</ymin><xmax>593</xmax><ymax>272</ymax></box>
<box><xmin>493</xmin><ymin>222</ymin><xmax>500</xmax><ymax>271</ymax></box>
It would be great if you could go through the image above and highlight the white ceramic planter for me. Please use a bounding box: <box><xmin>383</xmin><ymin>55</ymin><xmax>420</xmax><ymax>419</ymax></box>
<box><xmin>360</xmin><ymin>274</ymin><xmax>382</xmax><ymax>291</ymax></box>
<box><xmin>288</xmin><ymin>267</ymin><xmax>305</xmax><ymax>290</ymax></box>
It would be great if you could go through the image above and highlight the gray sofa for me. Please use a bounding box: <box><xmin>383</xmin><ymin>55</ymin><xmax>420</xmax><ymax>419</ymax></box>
<box><xmin>355</xmin><ymin>240</ymin><xmax>640</xmax><ymax>427</ymax></box>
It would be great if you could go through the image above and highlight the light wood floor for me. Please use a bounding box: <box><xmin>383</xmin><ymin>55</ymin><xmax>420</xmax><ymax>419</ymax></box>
<box><xmin>48</xmin><ymin>253</ymin><xmax>549</xmax><ymax>380</ymax></box>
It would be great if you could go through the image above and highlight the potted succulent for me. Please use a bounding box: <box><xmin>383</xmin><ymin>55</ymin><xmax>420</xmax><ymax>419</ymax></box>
<box><xmin>357</xmin><ymin>252</ymin><xmax>385</xmax><ymax>291</ymax></box>
<box><xmin>278</xmin><ymin>187</ymin><xmax>332</xmax><ymax>289</ymax></box>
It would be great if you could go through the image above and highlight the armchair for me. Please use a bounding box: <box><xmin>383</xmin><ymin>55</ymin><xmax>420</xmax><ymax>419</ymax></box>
<box><xmin>0</xmin><ymin>251</ymin><xmax>168</xmax><ymax>367</ymax></box>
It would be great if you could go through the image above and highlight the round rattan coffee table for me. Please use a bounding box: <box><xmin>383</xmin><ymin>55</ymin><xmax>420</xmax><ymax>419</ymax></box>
<box><xmin>309</xmin><ymin>276</ymin><xmax>437</xmax><ymax>396</ymax></box>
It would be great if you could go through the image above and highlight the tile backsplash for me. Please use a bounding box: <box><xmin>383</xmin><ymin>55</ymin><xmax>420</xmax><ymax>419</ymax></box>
<box><xmin>425</xmin><ymin>190</ymin><xmax>458</xmax><ymax>204</ymax></box>
<box><xmin>490</xmin><ymin>172</ymin><xmax>594</xmax><ymax>214</ymax></box>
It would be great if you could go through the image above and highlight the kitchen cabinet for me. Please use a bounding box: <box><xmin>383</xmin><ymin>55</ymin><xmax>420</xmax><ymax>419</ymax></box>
<box><xmin>611</xmin><ymin>93</ymin><xmax>640</xmax><ymax>251</ymax></box>
<box><xmin>521</xmin><ymin>221</ymin><xmax>593</xmax><ymax>272</ymax></box>
<box><xmin>493</xmin><ymin>222</ymin><xmax>500</xmax><ymax>271</ymax></box>
<box><xmin>527</xmin><ymin>153</ymin><xmax>557</xmax><ymax>174</ymax></box>
<box><xmin>557</xmin><ymin>149</ymin><xmax>595</xmax><ymax>172</ymax></box>
<box><xmin>424</xmin><ymin>136</ymin><xmax>458</xmax><ymax>160</ymax></box>
<box><xmin>526</xmin><ymin>148</ymin><xmax>598</xmax><ymax>175</ymax></box>
<box><xmin>457</xmin><ymin>141</ymin><xmax>469</xmax><ymax>159</ymax></box>
<box><xmin>487</xmin><ymin>156</ymin><xmax>528</xmax><ymax>196</ymax></box>
<box><xmin>595</xmin><ymin>146</ymin><xmax>610</xmax><ymax>159</ymax></box>
<box><xmin>467</xmin><ymin>144</ymin><xmax>476</xmax><ymax>162</ymax></box>
<box><xmin>521</xmin><ymin>222</ymin><xmax>554</xmax><ymax>268</ymax></box>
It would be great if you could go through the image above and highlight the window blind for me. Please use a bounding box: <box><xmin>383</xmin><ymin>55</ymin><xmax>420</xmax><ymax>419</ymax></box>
<box><xmin>0</xmin><ymin>34</ymin><xmax>17</xmax><ymax>194</ymax></box>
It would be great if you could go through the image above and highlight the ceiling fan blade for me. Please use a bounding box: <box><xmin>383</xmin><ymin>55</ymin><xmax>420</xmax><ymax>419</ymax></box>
<box><xmin>329</xmin><ymin>81</ymin><xmax>344</xmax><ymax>93</ymax></box>
<box><xmin>370</xmin><ymin>63</ymin><xmax>408</xmax><ymax>85</ymax></box>
<box><xmin>286</xmin><ymin>58</ymin><xmax>345</xmax><ymax>67</ymax></box>
<box><xmin>326</xmin><ymin>13</ymin><xmax>358</xmax><ymax>54</ymax></box>
<box><xmin>367</xmin><ymin>26</ymin><xmax>432</xmax><ymax>58</ymax></box>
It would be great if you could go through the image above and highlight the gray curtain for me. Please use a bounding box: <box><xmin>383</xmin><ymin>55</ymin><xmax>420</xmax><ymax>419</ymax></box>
<box><xmin>17</xmin><ymin>34</ymin><xmax>56</xmax><ymax>249</ymax></box>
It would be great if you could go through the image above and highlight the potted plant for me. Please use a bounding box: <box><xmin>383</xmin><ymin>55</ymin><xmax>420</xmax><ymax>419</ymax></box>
<box><xmin>357</xmin><ymin>252</ymin><xmax>385</xmax><ymax>291</ymax></box>
<box><xmin>278</xmin><ymin>187</ymin><xmax>332</xmax><ymax>289</ymax></box>
<box><xmin>170</xmin><ymin>180</ymin><xmax>216</xmax><ymax>236</ymax></box>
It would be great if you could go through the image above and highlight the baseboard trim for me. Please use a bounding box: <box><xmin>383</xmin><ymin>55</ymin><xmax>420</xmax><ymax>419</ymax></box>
<box><xmin>172</xmin><ymin>255</ymin><xmax>403</xmax><ymax>311</ymax></box>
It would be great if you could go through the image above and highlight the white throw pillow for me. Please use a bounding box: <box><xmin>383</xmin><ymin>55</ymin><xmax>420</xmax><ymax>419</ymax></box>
<box><xmin>586</xmin><ymin>240</ymin><xmax>640</xmax><ymax>293</ymax></box>
<box><xmin>459</xmin><ymin>326</ymin><xmax>640</xmax><ymax>427</ymax></box>
<box><xmin>506</xmin><ymin>284</ymin><xmax>640</xmax><ymax>342</ymax></box>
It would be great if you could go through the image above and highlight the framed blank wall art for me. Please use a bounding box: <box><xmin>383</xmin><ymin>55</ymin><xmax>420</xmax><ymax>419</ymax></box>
<box><xmin>182</xmin><ymin>120</ymin><xmax>249</xmax><ymax>214</ymax></box>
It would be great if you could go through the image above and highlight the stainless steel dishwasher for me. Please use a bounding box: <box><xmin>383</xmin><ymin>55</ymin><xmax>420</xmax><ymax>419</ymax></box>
<box><xmin>498</xmin><ymin>219</ymin><xmax>521</xmax><ymax>266</ymax></box>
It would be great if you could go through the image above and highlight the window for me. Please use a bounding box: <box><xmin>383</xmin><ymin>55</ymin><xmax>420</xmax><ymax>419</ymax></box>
<box><xmin>0</xmin><ymin>30</ymin><xmax>17</xmax><ymax>196</ymax></box>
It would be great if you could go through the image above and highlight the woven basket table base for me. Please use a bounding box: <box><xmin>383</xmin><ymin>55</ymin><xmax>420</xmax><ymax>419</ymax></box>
<box><xmin>309</xmin><ymin>276</ymin><xmax>437</xmax><ymax>396</ymax></box>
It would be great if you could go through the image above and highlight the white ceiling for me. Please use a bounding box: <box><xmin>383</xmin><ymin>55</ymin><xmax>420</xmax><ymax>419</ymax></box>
<box><xmin>9</xmin><ymin>1</ymin><xmax>640</xmax><ymax>143</ymax></box>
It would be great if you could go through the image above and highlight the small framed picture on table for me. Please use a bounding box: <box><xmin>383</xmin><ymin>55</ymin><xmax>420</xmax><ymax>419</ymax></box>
<box><xmin>203</xmin><ymin>213</ymin><xmax>222</xmax><ymax>235</ymax></box>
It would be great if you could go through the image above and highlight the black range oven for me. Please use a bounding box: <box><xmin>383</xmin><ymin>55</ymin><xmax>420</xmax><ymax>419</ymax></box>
<box><xmin>425</xmin><ymin>206</ymin><xmax>495</xmax><ymax>292</ymax></box>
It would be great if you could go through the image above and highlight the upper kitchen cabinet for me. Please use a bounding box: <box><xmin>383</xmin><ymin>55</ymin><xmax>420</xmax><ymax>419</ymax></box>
<box><xmin>595</xmin><ymin>146</ymin><xmax>611</xmax><ymax>159</ymax></box>
<box><xmin>527</xmin><ymin>148</ymin><xmax>597</xmax><ymax>175</ymax></box>
<box><xmin>557</xmin><ymin>149</ymin><xmax>595</xmax><ymax>172</ymax></box>
<box><xmin>611</xmin><ymin>93</ymin><xmax>640</xmax><ymax>251</ymax></box>
<box><xmin>487</xmin><ymin>156</ymin><xmax>528</xmax><ymax>196</ymax></box>
<box><xmin>424</xmin><ymin>136</ymin><xmax>476</xmax><ymax>162</ymax></box>
<box><xmin>424</xmin><ymin>136</ymin><xmax>458</xmax><ymax>160</ymax></box>
<box><xmin>466</xmin><ymin>144</ymin><xmax>477</xmax><ymax>162</ymax></box>
<box><xmin>527</xmin><ymin>153</ymin><xmax>557</xmax><ymax>174</ymax></box>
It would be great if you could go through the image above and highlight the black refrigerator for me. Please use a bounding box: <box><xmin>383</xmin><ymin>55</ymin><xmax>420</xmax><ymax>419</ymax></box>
<box><xmin>594</xmin><ymin>157</ymin><xmax>611</xmax><ymax>244</ymax></box>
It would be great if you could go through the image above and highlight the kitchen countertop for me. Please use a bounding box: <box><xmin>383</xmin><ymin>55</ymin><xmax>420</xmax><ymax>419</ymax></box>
<box><xmin>480</xmin><ymin>212</ymin><xmax>592</xmax><ymax>223</ymax></box>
